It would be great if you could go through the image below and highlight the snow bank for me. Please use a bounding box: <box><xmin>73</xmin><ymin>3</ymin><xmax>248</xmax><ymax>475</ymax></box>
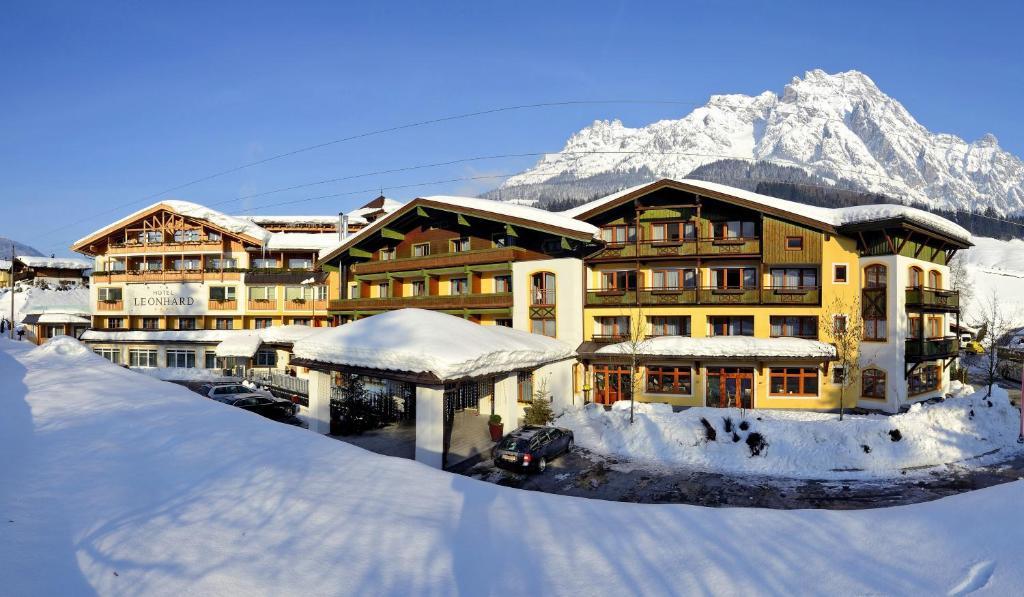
<box><xmin>264</xmin><ymin>232</ymin><xmax>339</xmax><ymax>250</ymax></box>
<box><xmin>4</xmin><ymin>336</ymin><xmax>1024</xmax><ymax>595</ymax></box>
<box><xmin>597</xmin><ymin>335</ymin><xmax>836</xmax><ymax>359</ymax></box>
<box><xmin>562</xmin><ymin>385</ymin><xmax>1022</xmax><ymax>479</ymax></box>
<box><xmin>0</xmin><ymin>285</ymin><xmax>90</xmax><ymax>324</ymax></box>
<box><xmin>138</xmin><ymin>367</ymin><xmax>239</xmax><ymax>382</ymax></box>
<box><xmin>293</xmin><ymin>308</ymin><xmax>574</xmax><ymax>380</ymax></box>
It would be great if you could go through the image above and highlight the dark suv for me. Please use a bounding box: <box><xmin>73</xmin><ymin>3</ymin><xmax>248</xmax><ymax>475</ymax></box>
<box><xmin>493</xmin><ymin>426</ymin><xmax>574</xmax><ymax>473</ymax></box>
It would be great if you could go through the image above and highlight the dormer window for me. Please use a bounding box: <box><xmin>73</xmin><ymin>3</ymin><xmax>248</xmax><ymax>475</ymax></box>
<box><xmin>450</xmin><ymin>238</ymin><xmax>471</xmax><ymax>253</ymax></box>
<box><xmin>138</xmin><ymin>231</ymin><xmax>163</xmax><ymax>244</ymax></box>
<box><xmin>379</xmin><ymin>247</ymin><xmax>396</xmax><ymax>261</ymax></box>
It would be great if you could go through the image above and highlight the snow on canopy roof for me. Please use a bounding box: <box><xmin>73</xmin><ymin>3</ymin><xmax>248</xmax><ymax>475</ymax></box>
<box><xmin>81</xmin><ymin>325</ymin><xmax>323</xmax><ymax>348</ymax></box>
<box><xmin>264</xmin><ymin>233</ymin><xmax>340</xmax><ymax>251</ymax></box>
<box><xmin>16</xmin><ymin>255</ymin><xmax>92</xmax><ymax>270</ymax></box>
<box><xmin>596</xmin><ymin>336</ymin><xmax>837</xmax><ymax>360</ymax></box>
<box><xmin>35</xmin><ymin>313</ymin><xmax>91</xmax><ymax>324</ymax></box>
<box><xmin>74</xmin><ymin>200</ymin><xmax>272</xmax><ymax>248</ymax></box>
<box><xmin>215</xmin><ymin>333</ymin><xmax>263</xmax><ymax>358</ymax></box>
<box><xmin>420</xmin><ymin>195</ymin><xmax>599</xmax><ymax>237</ymax></box>
<box><xmin>258</xmin><ymin>324</ymin><xmax>322</xmax><ymax>344</ymax></box>
<box><xmin>563</xmin><ymin>178</ymin><xmax>972</xmax><ymax>244</ymax></box>
<box><xmin>292</xmin><ymin>308</ymin><xmax>574</xmax><ymax>380</ymax></box>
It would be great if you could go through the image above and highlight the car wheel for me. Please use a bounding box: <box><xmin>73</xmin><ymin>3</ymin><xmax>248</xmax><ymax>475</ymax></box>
<box><xmin>538</xmin><ymin>457</ymin><xmax>547</xmax><ymax>472</ymax></box>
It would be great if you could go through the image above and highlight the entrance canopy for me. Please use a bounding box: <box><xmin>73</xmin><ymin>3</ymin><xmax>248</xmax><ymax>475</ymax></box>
<box><xmin>594</xmin><ymin>336</ymin><xmax>836</xmax><ymax>361</ymax></box>
<box><xmin>291</xmin><ymin>308</ymin><xmax>574</xmax><ymax>383</ymax></box>
<box><xmin>214</xmin><ymin>333</ymin><xmax>263</xmax><ymax>358</ymax></box>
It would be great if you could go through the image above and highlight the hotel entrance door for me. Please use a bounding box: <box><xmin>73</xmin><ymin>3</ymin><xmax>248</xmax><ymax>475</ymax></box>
<box><xmin>706</xmin><ymin>367</ymin><xmax>754</xmax><ymax>409</ymax></box>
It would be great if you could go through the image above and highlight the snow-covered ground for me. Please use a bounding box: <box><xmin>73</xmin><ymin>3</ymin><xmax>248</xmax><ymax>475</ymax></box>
<box><xmin>0</xmin><ymin>283</ymin><xmax>89</xmax><ymax>325</ymax></box>
<box><xmin>4</xmin><ymin>336</ymin><xmax>1024</xmax><ymax>595</ymax></box>
<box><xmin>961</xmin><ymin>236</ymin><xmax>1024</xmax><ymax>318</ymax></box>
<box><xmin>560</xmin><ymin>383</ymin><xmax>1022</xmax><ymax>480</ymax></box>
<box><xmin>137</xmin><ymin>367</ymin><xmax>240</xmax><ymax>382</ymax></box>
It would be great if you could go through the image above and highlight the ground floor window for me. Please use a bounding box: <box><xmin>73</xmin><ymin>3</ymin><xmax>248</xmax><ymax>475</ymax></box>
<box><xmin>166</xmin><ymin>349</ymin><xmax>196</xmax><ymax>368</ymax></box>
<box><xmin>255</xmin><ymin>349</ymin><xmax>277</xmax><ymax>367</ymax></box>
<box><xmin>646</xmin><ymin>365</ymin><xmax>692</xmax><ymax>395</ymax></box>
<box><xmin>909</xmin><ymin>364</ymin><xmax>940</xmax><ymax>395</ymax></box>
<box><xmin>495</xmin><ymin>318</ymin><xmax>512</xmax><ymax>327</ymax></box>
<box><xmin>291</xmin><ymin>318</ymin><xmax>312</xmax><ymax>326</ymax></box>
<box><xmin>595</xmin><ymin>316</ymin><xmax>629</xmax><ymax>339</ymax></box>
<box><xmin>770</xmin><ymin>316</ymin><xmax>818</xmax><ymax>338</ymax></box>
<box><xmin>706</xmin><ymin>367</ymin><xmax>754</xmax><ymax>408</ymax></box>
<box><xmin>43</xmin><ymin>325</ymin><xmax>65</xmax><ymax>338</ymax></box>
<box><xmin>769</xmin><ymin>367</ymin><xmax>819</xmax><ymax>397</ymax></box>
<box><xmin>592</xmin><ymin>363</ymin><xmax>631</xmax><ymax>404</ymax></box>
<box><xmin>517</xmin><ymin>371</ymin><xmax>534</xmax><ymax>403</ymax></box>
<box><xmin>253</xmin><ymin>318</ymin><xmax>272</xmax><ymax>329</ymax></box>
<box><xmin>649</xmin><ymin>316</ymin><xmax>690</xmax><ymax>337</ymax></box>
<box><xmin>178</xmin><ymin>317</ymin><xmax>197</xmax><ymax>330</ymax></box>
<box><xmin>95</xmin><ymin>348</ymin><xmax>121</xmax><ymax>364</ymax></box>
<box><xmin>864</xmin><ymin>317</ymin><xmax>887</xmax><ymax>341</ymax></box>
<box><xmin>530</xmin><ymin>317</ymin><xmax>555</xmax><ymax>337</ymax></box>
<box><xmin>205</xmin><ymin>351</ymin><xmax>217</xmax><ymax>369</ymax></box>
<box><xmin>129</xmin><ymin>349</ymin><xmax>159</xmax><ymax>367</ymax></box>
<box><xmin>215</xmin><ymin>318</ymin><xmax>233</xmax><ymax>330</ymax></box>
<box><xmin>709</xmin><ymin>316</ymin><xmax>754</xmax><ymax>336</ymax></box>
<box><xmin>141</xmin><ymin>317</ymin><xmax>160</xmax><ymax>330</ymax></box>
<box><xmin>862</xmin><ymin>368</ymin><xmax>886</xmax><ymax>399</ymax></box>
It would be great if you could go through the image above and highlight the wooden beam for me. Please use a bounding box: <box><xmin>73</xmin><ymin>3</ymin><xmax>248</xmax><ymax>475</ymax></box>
<box><xmin>456</xmin><ymin>214</ymin><xmax>470</xmax><ymax>227</ymax></box>
<box><xmin>415</xmin><ymin>206</ymin><xmax>429</xmax><ymax>217</ymax></box>
<box><xmin>884</xmin><ymin>230</ymin><xmax>897</xmax><ymax>255</ymax></box>
<box><xmin>504</xmin><ymin>223</ymin><xmax>518</xmax><ymax>237</ymax></box>
<box><xmin>896</xmin><ymin>231</ymin><xmax>912</xmax><ymax>254</ymax></box>
<box><xmin>348</xmin><ymin>247</ymin><xmax>372</xmax><ymax>259</ymax></box>
<box><xmin>381</xmin><ymin>227</ymin><xmax>404</xmax><ymax>241</ymax></box>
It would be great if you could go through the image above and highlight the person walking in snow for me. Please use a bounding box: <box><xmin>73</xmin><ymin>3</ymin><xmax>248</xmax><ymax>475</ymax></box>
<box><xmin>0</xmin><ymin>318</ymin><xmax>6</xmax><ymax>334</ymax></box>
<box><xmin>16</xmin><ymin>326</ymin><xmax>24</xmax><ymax>341</ymax></box>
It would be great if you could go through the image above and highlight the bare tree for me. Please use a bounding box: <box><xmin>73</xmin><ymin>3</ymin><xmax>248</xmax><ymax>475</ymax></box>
<box><xmin>948</xmin><ymin>252</ymin><xmax>974</xmax><ymax>311</ymax></box>
<box><xmin>971</xmin><ymin>289</ymin><xmax>1021</xmax><ymax>398</ymax></box>
<box><xmin>823</xmin><ymin>295</ymin><xmax>864</xmax><ymax>421</ymax></box>
<box><xmin>613</xmin><ymin>306</ymin><xmax>650</xmax><ymax>424</ymax></box>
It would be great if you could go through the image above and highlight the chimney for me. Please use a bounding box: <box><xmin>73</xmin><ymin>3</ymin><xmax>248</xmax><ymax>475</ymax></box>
<box><xmin>337</xmin><ymin>213</ymin><xmax>350</xmax><ymax>241</ymax></box>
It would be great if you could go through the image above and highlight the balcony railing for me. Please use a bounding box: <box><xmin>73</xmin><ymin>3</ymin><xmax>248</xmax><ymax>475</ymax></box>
<box><xmin>107</xmin><ymin>240</ymin><xmax>225</xmax><ymax>254</ymax></box>
<box><xmin>329</xmin><ymin>292</ymin><xmax>513</xmax><ymax>312</ymax></box>
<box><xmin>905</xmin><ymin>287</ymin><xmax>960</xmax><ymax>312</ymax></box>
<box><xmin>91</xmin><ymin>269</ymin><xmax>243</xmax><ymax>283</ymax></box>
<box><xmin>593</xmin><ymin>237</ymin><xmax>761</xmax><ymax>260</ymax></box>
<box><xmin>284</xmin><ymin>299</ymin><xmax>329</xmax><ymax>311</ymax></box>
<box><xmin>906</xmin><ymin>336</ymin><xmax>960</xmax><ymax>361</ymax></box>
<box><xmin>351</xmin><ymin>247</ymin><xmax>525</xmax><ymax>275</ymax></box>
<box><xmin>209</xmin><ymin>299</ymin><xmax>238</xmax><ymax>310</ymax></box>
<box><xmin>96</xmin><ymin>300</ymin><xmax>123</xmax><ymax>311</ymax></box>
<box><xmin>248</xmin><ymin>299</ymin><xmax>279</xmax><ymax>310</ymax></box>
<box><xmin>591</xmin><ymin>334</ymin><xmax>629</xmax><ymax>343</ymax></box>
<box><xmin>585</xmin><ymin>286</ymin><xmax>820</xmax><ymax>306</ymax></box>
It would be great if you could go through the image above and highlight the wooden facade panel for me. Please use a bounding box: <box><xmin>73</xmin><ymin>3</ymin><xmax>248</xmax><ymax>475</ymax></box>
<box><xmin>762</xmin><ymin>217</ymin><xmax>822</xmax><ymax>264</ymax></box>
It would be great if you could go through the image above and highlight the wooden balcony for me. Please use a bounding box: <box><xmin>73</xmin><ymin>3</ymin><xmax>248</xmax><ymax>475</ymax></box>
<box><xmin>351</xmin><ymin>247</ymin><xmax>532</xmax><ymax>276</ymax></box>
<box><xmin>760</xmin><ymin>286</ymin><xmax>821</xmax><ymax>305</ymax></box>
<box><xmin>248</xmin><ymin>299</ymin><xmax>279</xmax><ymax>310</ymax></box>
<box><xmin>91</xmin><ymin>269</ymin><xmax>243</xmax><ymax>283</ymax></box>
<box><xmin>284</xmin><ymin>299</ymin><xmax>329</xmax><ymax>311</ymax></box>
<box><xmin>107</xmin><ymin>240</ymin><xmax>225</xmax><ymax>254</ymax></box>
<box><xmin>591</xmin><ymin>334</ymin><xmax>629</xmax><ymax>343</ymax></box>
<box><xmin>329</xmin><ymin>292</ymin><xmax>513</xmax><ymax>312</ymax></box>
<box><xmin>585</xmin><ymin>286</ymin><xmax>819</xmax><ymax>307</ymax></box>
<box><xmin>906</xmin><ymin>336</ymin><xmax>959</xmax><ymax>361</ymax></box>
<box><xmin>905</xmin><ymin>287</ymin><xmax>959</xmax><ymax>312</ymax></box>
<box><xmin>591</xmin><ymin>237</ymin><xmax>761</xmax><ymax>260</ymax></box>
<box><xmin>209</xmin><ymin>299</ymin><xmax>238</xmax><ymax>310</ymax></box>
<box><xmin>96</xmin><ymin>300</ymin><xmax>123</xmax><ymax>311</ymax></box>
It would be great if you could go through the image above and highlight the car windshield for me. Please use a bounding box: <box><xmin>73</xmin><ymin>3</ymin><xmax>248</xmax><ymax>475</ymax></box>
<box><xmin>497</xmin><ymin>437</ymin><xmax>532</xmax><ymax>451</ymax></box>
<box><xmin>215</xmin><ymin>385</ymin><xmax>248</xmax><ymax>394</ymax></box>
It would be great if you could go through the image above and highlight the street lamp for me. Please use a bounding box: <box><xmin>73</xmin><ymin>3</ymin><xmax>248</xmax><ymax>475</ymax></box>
<box><xmin>582</xmin><ymin>383</ymin><xmax>591</xmax><ymax>405</ymax></box>
<box><xmin>300</xmin><ymin>276</ymin><xmax>317</xmax><ymax>327</ymax></box>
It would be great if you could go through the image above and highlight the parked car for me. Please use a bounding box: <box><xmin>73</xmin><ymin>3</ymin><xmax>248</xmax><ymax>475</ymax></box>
<box><xmin>492</xmin><ymin>426</ymin><xmax>574</xmax><ymax>473</ymax></box>
<box><xmin>212</xmin><ymin>393</ymin><xmax>299</xmax><ymax>421</ymax></box>
<box><xmin>199</xmin><ymin>383</ymin><xmax>270</xmax><ymax>400</ymax></box>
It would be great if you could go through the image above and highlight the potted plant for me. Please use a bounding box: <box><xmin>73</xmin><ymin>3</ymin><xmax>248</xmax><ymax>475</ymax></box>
<box><xmin>488</xmin><ymin>414</ymin><xmax>503</xmax><ymax>441</ymax></box>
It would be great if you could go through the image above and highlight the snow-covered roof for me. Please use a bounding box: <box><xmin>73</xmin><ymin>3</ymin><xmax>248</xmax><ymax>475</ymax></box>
<box><xmin>345</xmin><ymin>197</ymin><xmax>404</xmax><ymax>224</ymax></box>
<box><xmin>258</xmin><ymin>324</ymin><xmax>321</xmax><ymax>345</ymax></box>
<box><xmin>596</xmin><ymin>336</ymin><xmax>837</xmax><ymax>360</ymax></box>
<box><xmin>214</xmin><ymin>333</ymin><xmax>263</xmax><ymax>358</ymax></box>
<box><xmin>264</xmin><ymin>233</ymin><xmax>340</xmax><ymax>251</ymax></box>
<box><xmin>563</xmin><ymin>178</ymin><xmax>972</xmax><ymax>244</ymax></box>
<box><xmin>35</xmin><ymin>313</ymin><xmax>91</xmax><ymax>324</ymax></box>
<box><xmin>16</xmin><ymin>255</ymin><xmax>92</xmax><ymax>270</ymax></box>
<box><xmin>421</xmin><ymin>195</ymin><xmax>599</xmax><ymax>237</ymax></box>
<box><xmin>238</xmin><ymin>215</ymin><xmax>338</xmax><ymax>225</ymax></box>
<box><xmin>292</xmin><ymin>309</ymin><xmax>574</xmax><ymax>380</ymax></box>
<box><xmin>73</xmin><ymin>200</ymin><xmax>273</xmax><ymax>248</ymax></box>
<box><xmin>81</xmin><ymin>325</ymin><xmax>324</xmax><ymax>348</ymax></box>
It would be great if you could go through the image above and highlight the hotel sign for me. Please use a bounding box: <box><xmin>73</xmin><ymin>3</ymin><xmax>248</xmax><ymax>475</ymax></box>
<box><xmin>125</xmin><ymin>283</ymin><xmax>209</xmax><ymax>315</ymax></box>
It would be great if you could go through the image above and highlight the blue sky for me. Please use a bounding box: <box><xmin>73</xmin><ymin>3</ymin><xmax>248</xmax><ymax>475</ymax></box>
<box><xmin>2</xmin><ymin>1</ymin><xmax>1022</xmax><ymax>255</ymax></box>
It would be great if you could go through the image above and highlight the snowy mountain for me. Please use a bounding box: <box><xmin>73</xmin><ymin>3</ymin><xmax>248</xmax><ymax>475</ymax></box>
<box><xmin>958</xmin><ymin>236</ymin><xmax>1024</xmax><ymax>319</ymax></box>
<box><xmin>0</xmin><ymin>236</ymin><xmax>43</xmax><ymax>258</ymax></box>
<box><xmin>496</xmin><ymin>70</ymin><xmax>1024</xmax><ymax>216</ymax></box>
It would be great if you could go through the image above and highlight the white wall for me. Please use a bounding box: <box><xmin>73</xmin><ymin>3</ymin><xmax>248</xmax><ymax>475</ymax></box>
<box><xmin>414</xmin><ymin>384</ymin><xmax>445</xmax><ymax>468</ymax></box>
<box><xmin>532</xmin><ymin>359</ymin><xmax>577</xmax><ymax>414</ymax></box>
<box><xmin>306</xmin><ymin>369</ymin><xmax>332</xmax><ymax>434</ymax></box>
<box><xmin>512</xmin><ymin>257</ymin><xmax>584</xmax><ymax>347</ymax></box>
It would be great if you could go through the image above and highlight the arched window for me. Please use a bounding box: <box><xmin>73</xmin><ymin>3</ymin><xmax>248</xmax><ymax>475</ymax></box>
<box><xmin>862</xmin><ymin>368</ymin><xmax>886</xmax><ymax>399</ymax></box>
<box><xmin>928</xmin><ymin>270</ymin><xmax>942</xmax><ymax>289</ymax></box>
<box><xmin>531</xmin><ymin>272</ymin><xmax>556</xmax><ymax>306</ymax></box>
<box><xmin>909</xmin><ymin>266</ymin><xmax>924</xmax><ymax>289</ymax></box>
<box><xmin>864</xmin><ymin>264</ymin><xmax>887</xmax><ymax>289</ymax></box>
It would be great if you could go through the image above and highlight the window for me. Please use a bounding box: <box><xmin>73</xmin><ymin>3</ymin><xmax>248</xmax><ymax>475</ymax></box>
<box><xmin>94</xmin><ymin>348</ymin><xmax>121</xmax><ymax>364</ymax></box>
<box><xmin>285</xmin><ymin>286</ymin><xmax>307</xmax><ymax>301</ymax></box>
<box><xmin>378</xmin><ymin>248</ymin><xmax>396</xmax><ymax>261</ymax></box>
<box><xmin>450</xmin><ymin>238</ymin><xmax>471</xmax><ymax>253</ymax></box>
<box><xmin>646</xmin><ymin>366</ymin><xmax>692</xmax><ymax>395</ymax></box>
<box><xmin>215</xmin><ymin>318</ymin><xmax>233</xmax><ymax>330</ymax></box>
<box><xmin>178</xmin><ymin>317</ymin><xmax>197</xmax><ymax>330</ymax></box>
<box><xmin>769</xmin><ymin>367</ymin><xmax>819</xmax><ymax>396</ymax></box>
<box><xmin>98</xmin><ymin>287</ymin><xmax>122</xmax><ymax>302</ymax></box>
<box><xmin>172</xmin><ymin>258</ymin><xmax>201</xmax><ymax>271</ymax></box>
<box><xmin>173</xmin><ymin>230</ymin><xmax>201</xmax><ymax>242</ymax></box>
<box><xmin>517</xmin><ymin>371</ymin><xmax>534</xmax><ymax>403</ymax></box>
<box><xmin>599</xmin><ymin>270</ymin><xmax>637</xmax><ymax>291</ymax></box>
<box><xmin>255</xmin><ymin>349</ymin><xmax>277</xmax><ymax>367</ymax></box>
<box><xmin>833</xmin><ymin>264</ymin><xmax>848</xmax><ymax>284</ymax></box>
<box><xmin>207</xmin><ymin>257</ymin><xmax>237</xmax><ymax>270</ymax></box>
<box><xmin>495</xmin><ymin>319</ymin><xmax>512</xmax><ymax>327</ymax></box>
<box><xmin>107</xmin><ymin>317</ymin><xmax>124</xmax><ymax>329</ymax></box>
<box><xmin>928</xmin><ymin>270</ymin><xmax>942</xmax><ymax>289</ymax></box>
<box><xmin>205</xmin><ymin>351</ymin><xmax>218</xmax><ymax>369</ymax></box>
<box><xmin>709</xmin><ymin>316</ymin><xmax>754</xmax><ymax>336</ymax></box>
<box><xmin>785</xmin><ymin>236</ymin><xmax>804</xmax><ymax>250</ymax></box>
<box><xmin>769</xmin><ymin>268</ymin><xmax>817</xmax><ymax>289</ymax></box>
<box><xmin>288</xmin><ymin>258</ymin><xmax>314</xmax><ymax>269</ymax></box>
<box><xmin>210</xmin><ymin>286</ymin><xmax>236</xmax><ymax>301</ymax></box>
<box><xmin>138</xmin><ymin>231</ymin><xmax>163</xmax><ymax>244</ymax></box>
<box><xmin>248</xmin><ymin>286</ymin><xmax>274</xmax><ymax>301</ymax></box>
<box><xmin>253</xmin><ymin>318</ymin><xmax>272</xmax><ymax>329</ymax></box>
<box><xmin>494</xmin><ymin>275</ymin><xmax>511</xmax><ymax>293</ymax></box>
<box><xmin>252</xmin><ymin>258</ymin><xmax>278</xmax><ymax>269</ymax></box>
<box><xmin>531</xmin><ymin>272</ymin><xmax>556</xmax><ymax>305</ymax></box>
<box><xmin>313</xmin><ymin>285</ymin><xmax>327</xmax><ymax>301</ymax></box>
<box><xmin>600</xmin><ymin>225</ymin><xmax>636</xmax><ymax>245</ymax></box>
<box><xmin>908</xmin><ymin>316</ymin><xmax>922</xmax><ymax>339</ymax></box>
<box><xmin>831</xmin><ymin>365</ymin><xmax>846</xmax><ymax>385</ymax></box>
<box><xmin>166</xmin><ymin>349</ymin><xmax>196</xmax><ymax>368</ymax></box>
<box><xmin>651</xmin><ymin>268</ymin><xmax>697</xmax><ymax>290</ymax></box>
<box><xmin>710</xmin><ymin>267</ymin><xmax>758</xmax><ymax>289</ymax></box>
<box><xmin>450</xmin><ymin>278</ymin><xmax>469</xmax><ymax>296</ymax></box>
<box><xmin>770</xmin><ymin>316</ymin><xmax>818</xmax><ymax>338</ymax></box>
<box><xmin>128</xmin><ymin>349</ymin><xmax>159</xmax><ymax>367</ymax></box>
<box><xmin>927</xmin><ymin>316</ymin><xmax>943</xmax><ymax>339</ymax></box>
<box><xmin>649</xmin><ymin>316</ymin><xmax>690</xmax><ymax>337</ymax></box>
<box><xmin>864</xmin><ymin>264</ymin><xmax>887</xmax><ymax>288</ymax></box>
<box><xmin>137</xmin><ymin>259</ymin><xmax>161</xmax><ymax>271</ymax></box>
<box><xmin>43</xmin><ymin>325</ymin><xmax>65</xmax><ymax>339</ymax></box>
<box><xmin>909</xmin><ymin>266</ymin><xmax>924</xmax><ymax>289</ymax></box>
<box><xmin>909</xmin><ymin>364</ymin><xmax>941</xmax><ymax>395</ymax></box>
<box><xmin>377</xmin><ymin>282</ymin><xmax>391</xmax><ymax>298</ymax></box>
<box><xmin>291</xmin><ymin>318</ymin><xmax>312</xmax><ymax>326</ymax></box>
<box><xmin>650</xmin><ymin>221</ymin><xmax>696</xmax><ymax>243</ymax></box>
<box><xmin>412</xmin><ymin>243</ymin><xmax>430</xmax><ymax>257</ymax></box>
<box><xmin>207</xmin><ymin>231</ymin><xmax>221</xmax><ymax>242</ymax></box>
<box><xmin>864</xmin><ymin>317</ymin><xmax>887</xmax><ymax>341</ymax></box>
<box><xmin>595</xmin><ymin>316</ymin><xmax>629</xmax><ymax>339</ymax></box>
<box><xmin>141</xmin><ymin>317</ymin><xmax>159</xmax><ymax>330</ymax></box>
<box><xmin>531</xmin><ymin>318</ymin><xmax>556</xmax><ymax>337</ymax></box>
<box><xmin>492</xmin><ymin>234</ymin><xmax>515</xmax><ymax>248</ymax></box>
<box><xmin>862</xmin><ymin>368</ymin><xmax>886</xmax><ymax>399</ymax></box>
<box><xmin>833</xmin><ymin>314</ymin><xmax>848</xmax><ymax>334</ymax></box>
<box><xmin>712</xmin><ymin>220</ymin><xmax>756</xmax><ymax>239</ymax></box>
<box><xmin>411</xmin><ymin>280</ymin><xmax>426</xmax><ymax>297</ymax></box>
<box><xmin>108</xmin><ymin>259</ymin><xmax>126</xmax><ymax>272</ymax></box>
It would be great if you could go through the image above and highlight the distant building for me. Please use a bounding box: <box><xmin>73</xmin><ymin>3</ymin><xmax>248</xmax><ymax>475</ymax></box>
<box><xmin>14</xmin><ymin>255</ymin><xmax>91</xmax><ymax>286</ymax></box>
